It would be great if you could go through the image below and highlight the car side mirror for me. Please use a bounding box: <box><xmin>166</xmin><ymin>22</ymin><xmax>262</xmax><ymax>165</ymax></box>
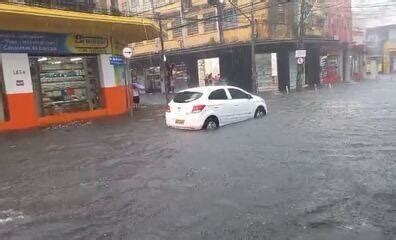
<box><xmin>247</xmin><ymin>95</ymin><xmax>253</xmax><ymax>99</ymax></box>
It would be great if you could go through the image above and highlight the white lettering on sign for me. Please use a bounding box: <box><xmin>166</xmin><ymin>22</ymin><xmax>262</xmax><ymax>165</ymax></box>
<box><xmin>0</xmin><ymin>53</ymin><xmax>33</xmax><ymax>94</ymax></box>
<box><xmin>12</xmin><ymin>70</ymin><xmax>27</xmax><ymax>75</ymax></box>
<box><xmin>295</xmin><ymin>50</ymin><xmax>306</xmax><ymax>58</ymax></box>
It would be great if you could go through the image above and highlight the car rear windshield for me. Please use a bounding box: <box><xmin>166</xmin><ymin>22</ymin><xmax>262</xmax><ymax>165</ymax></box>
<box><xmin>173</xmin><ymin>91</ymin><xmax>203</xmax><ymax>103</ymax></box>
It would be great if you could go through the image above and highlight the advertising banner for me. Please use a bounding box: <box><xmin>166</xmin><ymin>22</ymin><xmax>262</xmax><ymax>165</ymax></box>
<box><xmin>0</xmin><ymin>31</ymin><xmax>112</xmax><ymax>54</ymax></box>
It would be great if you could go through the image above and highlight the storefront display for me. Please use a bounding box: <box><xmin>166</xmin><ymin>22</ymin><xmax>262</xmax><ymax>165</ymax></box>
<box><xmin>145</xmin><ymin>67</ymin><xmax>161</xmax><ymax>93</ymax></box>
<box><xmin>320</xmin><ymin>55</ymin><xmax>341</xmax><ymax>84</ymax></box>
<box><xmin>197</xmin><ymin>57</ymin><xmax>220</xmax><ymax>87</ymax></box>
<box><xmin>30</xmin><ymin>56</ymin><xmax>102</xmax><ymax>116</ymax></box>
<box><xmin>172</xmin><ymin>63</ymin><xmax>189</xmax><ymax>91</ymax></box>
<box><xmin>256</xmin><ymin>53</ymin><xmax>278</xmax><ymax>92</ymax></box>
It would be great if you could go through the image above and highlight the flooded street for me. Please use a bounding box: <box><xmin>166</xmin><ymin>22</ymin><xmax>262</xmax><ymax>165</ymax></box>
<box><xmin>1</xmin><ymin>78</ymin><xmax>396</xmax><ymax>240</ymax></box>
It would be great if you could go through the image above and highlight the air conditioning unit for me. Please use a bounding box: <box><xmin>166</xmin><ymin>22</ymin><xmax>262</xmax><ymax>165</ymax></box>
<box><xmin>333</xmin><ymin>35</ymin><xmax>339</xmax><ymax>40</ymax></box>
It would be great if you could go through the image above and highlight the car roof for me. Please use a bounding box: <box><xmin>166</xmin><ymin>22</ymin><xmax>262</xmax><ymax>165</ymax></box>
<box><xmin>179</xmin><ymin>86</ymin><xmax>239</xmax><ymax>94</ymax></box>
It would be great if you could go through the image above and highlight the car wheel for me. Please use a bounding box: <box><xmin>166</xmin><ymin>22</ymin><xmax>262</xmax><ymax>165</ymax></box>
<box><xmin>203</xmin><ymin>117</ymin><xmax>219</xmax><ymax>130</ymax></box>
<box><xmin>254</xmin><ymin>106</ymin><xmax>266</xmax><ymax>118</ymax></box>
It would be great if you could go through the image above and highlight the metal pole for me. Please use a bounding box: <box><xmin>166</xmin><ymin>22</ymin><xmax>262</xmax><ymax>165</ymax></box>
<box><xmin>250</xmin><ymin>0</ymin><xmax>257</xmax><ymax>93</ymax></box>
<box><xmin>157</xmin><ymin>13</ymin><xmax>169</xmax><ymax>103</ymax></box>
<box><xmin>180</xmin><ymin>1</ymin><xmax>186</xmax><ymax>47</ymax></box>
<box><xmin>296</xmin><ymin>0</ymin><xmax>306</xmax><ymax>91</ymax></box>
<box><xmin>217</xmin><ymin>0</ymin><xmax>225</xmax><ymax>44</ymax></box>
<box><xmin>149</xmin><ymin>0</ymin><xmax>156</xmax><ymax>15</ymax></box>
<box><xmin>124</xmin><ymin>58</ymin><xmax>133</xmax><ymax>117</ymax></box>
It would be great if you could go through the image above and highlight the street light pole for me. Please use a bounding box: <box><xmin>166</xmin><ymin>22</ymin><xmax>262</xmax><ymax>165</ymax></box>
<box><xmin>296</xmin><ymin>0</ymin><xmax>306</xmax><ymax>91</ymax></box>
<box><xmin>216</xmin><ymin>0</ymin><xmax>225</xmax><ymax>43</ymax></box>
<box><xmin>250</xmin><ymin>0</ymin><xmax>257</xmax><ymax>93</ymax></box>
<box><xmin>157</xmin><ymin>13</ymin><xmax>169</xmax><ymax>103</ymax></box>
<box><xmin>227</xmin><ymin>0</ymin><xmax>257</xmax><ymax>93</ymax></box>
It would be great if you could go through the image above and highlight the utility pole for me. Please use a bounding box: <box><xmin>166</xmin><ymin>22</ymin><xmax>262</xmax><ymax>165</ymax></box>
<box><xmin>227</xmin><ymin>0</ymin><xmax>257</xmax><ymax>93</ymax></box>
<box><xmin>179</xmin><ymin>0</ymin><xmax>186</xmax><ymax>47</ymax></box>
<box><xmin>296</xmin><ymin>0</ymin><xmax>306</xmax><ymax>91</ymax></box>
<box><xmin>216</xmin><ymin>0</ymin><xmax>225</xmax><ymax>43</ymax></box>
<box><xmin>250</xmin><ymin>0</ymin><xmax>257</xmax><ymax>93</ymax></box>
<box><xmin>150</xmin><ymin>0</ymin><xmax>156</xmax><ymax>15</ymax></box>
<box><xmin>157</xmin><ymin>13</ymin><xmax>169</xmax><ymax>103</ymax></box>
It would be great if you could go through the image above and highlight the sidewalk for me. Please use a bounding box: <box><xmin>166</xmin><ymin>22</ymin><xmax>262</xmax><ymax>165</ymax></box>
<box><xmin>140</xmin><ymin>93</ymin><xmax>172</xmax><ymax>106</ymax></box>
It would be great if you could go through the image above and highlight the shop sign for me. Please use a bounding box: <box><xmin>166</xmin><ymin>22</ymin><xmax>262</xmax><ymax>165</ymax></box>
<box><xmin>109</xmin><ymin>56</ymin><xmax>124</xmax><ymax>65</ymax></box>
<box><xmin>295</xmin><ymin>50</ymin><xmax>306</xmax><ymax>58</ymax></box>
<box><xmin>0</xmin><ymin>31</ymin><xmax>112</xmax><ymax>54</ymax></box>
<box><xmin>0</xmin><ymin>53</ymin><xmax>33</xmax><ymax>94</ymax></box>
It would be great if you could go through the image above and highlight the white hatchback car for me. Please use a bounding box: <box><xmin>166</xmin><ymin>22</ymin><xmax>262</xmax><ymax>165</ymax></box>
<box><xmin>166</xmin><ymin>86</ymin><xmax>268</xmax><ymax>130</ymax></box>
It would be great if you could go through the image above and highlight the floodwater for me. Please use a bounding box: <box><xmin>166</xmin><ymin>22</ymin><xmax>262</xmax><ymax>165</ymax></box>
<box><xmin>0</xmin><ymin>78</ymin><xmax>395</xmax><ymax>240</ymax></box>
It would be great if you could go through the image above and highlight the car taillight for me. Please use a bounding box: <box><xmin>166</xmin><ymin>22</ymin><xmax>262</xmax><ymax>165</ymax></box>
<box><xmin>166</xmin><ymin>105</ymin><xmax>171</xmax><ymax>113</ymax></box>
<box><xmin>192</xmin><ymin>104</ymin><xmax>206</xmax><ymax>113</ymax></box>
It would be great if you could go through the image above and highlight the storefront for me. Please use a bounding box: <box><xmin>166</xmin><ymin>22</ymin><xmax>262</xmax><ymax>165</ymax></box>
<box><xmin>320</xmin><ymin>48</ymin><xmax>342</xmax><ymax>84</ymax></box>
<box><xmin>0</xmin><ymin>30</ymin><xmax>110</xmax><ymax>116</ymax></box>
<box><xmin>0</xmin><ymin>2</ymin><xmax>160</xmax><ymax>131</ymax></box>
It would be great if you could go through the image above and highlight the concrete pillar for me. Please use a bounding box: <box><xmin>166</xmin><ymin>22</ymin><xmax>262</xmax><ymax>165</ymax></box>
<box><xmin>344</xmin><ymin>48</ymin><xmax>352</xmax><ymax>82</ymax></box>
<box><xmin>98</xmin><ymin>54</ymin><xmax>127</xmax><ymax>115</ymax></box>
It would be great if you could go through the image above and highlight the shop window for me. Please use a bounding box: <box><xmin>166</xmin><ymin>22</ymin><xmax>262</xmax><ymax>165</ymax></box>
<box><xmin>187</xmin><ymin>16</ymin><xmax>199</xmax><ymax>36</ymax></box>
<box><xmin>203</xmin><ymin>12</ymin><xmax>217</xmax><ymax>32</ymax></box>
<box><xmin>30</xmin><ymin>56</ymin><xmax>102</xmax><ymax>116</ymax></box>
<box><xmin>145</xmin><ymin>67</ymin><xmax>161</xmax><ymax>93</ymax></box>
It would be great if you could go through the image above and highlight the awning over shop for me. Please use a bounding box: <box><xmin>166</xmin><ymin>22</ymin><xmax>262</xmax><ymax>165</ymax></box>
<box><xmin>0</xmin><ymin>3</ymin><xmax>159</xmax><ymax>45</ymax></box>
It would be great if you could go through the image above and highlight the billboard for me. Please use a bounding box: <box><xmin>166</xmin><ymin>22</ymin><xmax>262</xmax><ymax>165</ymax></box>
<box><xmin>0</xmin><ymin>31</ymin><xmax>112</xmax><ymax>54</ymax></box>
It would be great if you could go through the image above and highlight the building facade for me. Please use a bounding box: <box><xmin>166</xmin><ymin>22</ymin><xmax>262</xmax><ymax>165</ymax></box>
<box><xmin>365</xmin><ymin>24</ymin><xmax>396</xmax><ymax>75</ymax></box>
<box><xmin>120</xmin><ymin>0</ymin><xmax>352</xmax><ymax>93</ymax></box>
<box><xmin>0</xmin><ymin>0</ymin><xmax>158</xmax><ymax>131</ymax></box>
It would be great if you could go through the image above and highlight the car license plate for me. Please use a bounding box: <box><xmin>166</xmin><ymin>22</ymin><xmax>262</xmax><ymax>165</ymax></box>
<box><xmin>175</xmin><ymin>119</ymin><xmax>185</xmax><ymax>125</ymax></box>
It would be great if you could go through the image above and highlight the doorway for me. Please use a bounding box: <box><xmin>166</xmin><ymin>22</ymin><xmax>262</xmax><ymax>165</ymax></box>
<box><xmin>256</xmin><ymin>53</ymin><xmax>278</xmax><ymax>92</ymax></box>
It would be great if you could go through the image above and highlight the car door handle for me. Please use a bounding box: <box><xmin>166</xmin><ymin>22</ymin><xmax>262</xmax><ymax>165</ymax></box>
<box><xmin>233</xmin><ymin>105</ymin><xmax>239</xmax><ymax>107</ymax></box>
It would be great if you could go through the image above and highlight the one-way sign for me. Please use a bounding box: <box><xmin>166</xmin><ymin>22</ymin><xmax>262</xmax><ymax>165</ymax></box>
<box><xmin>122</xmin><ymin>47</ymin><xmax>133</xmax><ymax>59</ymax></box>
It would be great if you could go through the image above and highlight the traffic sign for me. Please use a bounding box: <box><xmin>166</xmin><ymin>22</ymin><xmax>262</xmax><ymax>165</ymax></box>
<box><xmin>122</xmin><ymin>47</ymin><xmax>133</xmax><ymax>59</ymax></box>
<box><xmin>297</xmin><ymin>57</ymin><xmax>305</xmax><ymax>65</ymax></box>
<box><xmin>109</xmin><ymin>56</ymin><xmax>124</xmax><ymax>65</ymax></box>
<box><xmin>295</xmin><ymin>50</ymin><xmax>306</xmax><ymax>58</ymax></box>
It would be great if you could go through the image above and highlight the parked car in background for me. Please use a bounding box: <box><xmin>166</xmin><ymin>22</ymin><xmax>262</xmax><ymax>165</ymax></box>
<box><xmin>165</xmin><ymin>86</ymin><xmax>268</xmax><ymax>130</ymax></box>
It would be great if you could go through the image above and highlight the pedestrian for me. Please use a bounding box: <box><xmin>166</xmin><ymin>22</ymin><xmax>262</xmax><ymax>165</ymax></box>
<box><xmin>170</xmin><ymin>77</ymin><xmax>175</xmax><ymax>93</ymax></box>
<box><xmin>132</xmin><ymin>85</ymin><xmax>140</xmax><ymax>109</ymax></box>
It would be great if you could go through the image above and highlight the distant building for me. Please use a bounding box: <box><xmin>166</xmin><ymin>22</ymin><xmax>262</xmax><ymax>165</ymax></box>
<box><xmin>365</xmin><ymin>24</ymin><xmax>396</xmax><ymax>74</ymax></box>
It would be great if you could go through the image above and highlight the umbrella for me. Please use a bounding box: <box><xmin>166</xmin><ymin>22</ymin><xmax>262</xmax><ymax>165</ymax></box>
<box><xmin>132</xmin><ymin>82</ymin><xmax>145</xmax><ymax>90</ymax></box>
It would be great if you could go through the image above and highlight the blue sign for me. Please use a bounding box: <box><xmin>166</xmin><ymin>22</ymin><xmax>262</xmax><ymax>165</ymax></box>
<box><xmin>109</xmin><ymin>56</ymin><xmax>124</xmax><ymax>65</ymax></box>
<box><xmin>0</xmin><ymin>31</ymin><xmax>68</xmax><ymax>54</ymax></box>
<box><xmin>0</xmin><ymin>31</ymin><xmax>111</xmax><ymax>54</ymax></box>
